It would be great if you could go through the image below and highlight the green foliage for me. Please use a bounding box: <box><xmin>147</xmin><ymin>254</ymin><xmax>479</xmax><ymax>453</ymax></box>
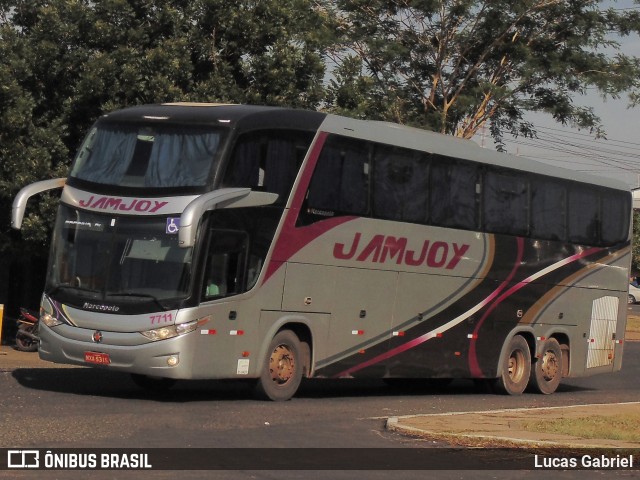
<box><xmin>2</xmin><ymin>0</ymin><xmax>640</xmax><ymax>263</ymax></box>
<box><xmin>325</xmin><ymin>0</ymin><xmax>640</xmax><ymax>146</ymax></box>
<box><xmin>0</xmin><ymin>0</ymin><xmax>330</xmax><ymax>256</ymax></box>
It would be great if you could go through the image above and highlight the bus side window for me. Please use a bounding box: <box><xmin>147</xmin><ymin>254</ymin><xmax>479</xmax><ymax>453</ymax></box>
<box><xmin>601</xmin><ymin>190</ymin><xmax>630</xmax><ymax>246</ymax></box>
<box><xmin>224</xmin><ymin>138</ymin><xmax>261</xmax><ymax>189</ymax></box>
<box><xmin>430</xmin><ymin>157</ymin><xmax>479</xmax><ymax>230</ymax></box>
<box><xmin>222</xmin><ymin>131</ymin><xmax>314</xmax><ymax>204</ymax></box>
<box><xmin>246</xmin><ymin>254</ymin><xmax>263</xmax><ymax>290</ymax></box>
<box><xmin>201</xmin><ymin>230</ymin><xmax>249</xmax><ymax>300</ymax></box>
<box><xmin>483</xmin><ymin>170</ymin><xmax>529</xmax><ymax>236</ymax></box>
<box><xmin>304</xmin><ymin>135</ymin><xmax>369</xmax><ymax>221</ymax></box>
<box><xmin>568</xmin><ymin>185</ymin><xmax>599</xmax><ymax>245</ymax></box>
<box><xmin>531</xmin><ymin>180</ymin><xmax>566</xmax><ymax>241</ymax></box>
<box><xmin>372</xmin><ymin>146</ymin><xmax>430</xmax><ymax>223</ymax></box>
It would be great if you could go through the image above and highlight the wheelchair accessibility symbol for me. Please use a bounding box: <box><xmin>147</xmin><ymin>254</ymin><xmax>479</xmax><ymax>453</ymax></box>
<box><xmin>166</xmin><ymin>218</ymin><xmax>180</xmax><ymax>234</ymax></box>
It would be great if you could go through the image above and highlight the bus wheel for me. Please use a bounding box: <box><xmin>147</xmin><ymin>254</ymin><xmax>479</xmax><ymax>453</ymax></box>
<box><xmin>527</xmin><ymin>338</ymin><xmax>562</xmax><ymax>395</ymax></box>
<box><xmin>255</xmin><ymin>330</ymin><xmax>303</xmax><ymax>401</ymax></box>
<box><xmin>493</xmin><ymin>335</ymin><xmax>531</xmax><ymax>395</ymax></box>
<box><xmin>130</xmin><ymin>374</ymin><xmax>177</xmax><ymax>392</ymax></box>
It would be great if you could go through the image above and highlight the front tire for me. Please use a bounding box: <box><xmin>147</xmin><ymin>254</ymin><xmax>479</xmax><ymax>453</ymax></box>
<box><xmin>493</xmin><ymin>335</ymin><xmax>531</xmax><ymax>395</ymax></box>
<box><xmin>254</xmin><ymin>330</ymin><xmax>303</xmax><ymax>401</ymax></box>
<box><xmin>527</xmin><ymin>338</ymin><xmax>562</xmax><ymax>395</ymax></box>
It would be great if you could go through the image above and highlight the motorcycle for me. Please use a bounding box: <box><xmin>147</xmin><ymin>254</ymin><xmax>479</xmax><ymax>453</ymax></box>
<box><xmin>15</xmin><ymin>307</ymin><xmax>39</xmax><ymax>352</ymax></box>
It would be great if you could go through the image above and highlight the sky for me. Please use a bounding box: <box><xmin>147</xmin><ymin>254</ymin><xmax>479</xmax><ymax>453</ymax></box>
<box><xmin>472</xmin><ymin>0</ymin><xmax>640</xmax><ymax>189</ymax></box>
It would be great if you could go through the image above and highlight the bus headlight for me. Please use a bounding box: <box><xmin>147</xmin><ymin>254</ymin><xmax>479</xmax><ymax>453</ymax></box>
<box><xmin>141</xmin><ymin>319</ymin><xmax>199</xmax><ymax>341</ymax></box>
<box><xmin>41</xmin><ymin>312</ymin><xmax>63</xmax><ymax>328</ymax></box>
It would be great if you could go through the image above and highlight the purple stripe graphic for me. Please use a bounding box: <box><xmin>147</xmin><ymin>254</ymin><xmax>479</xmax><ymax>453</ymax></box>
<box><xmin>333</xmin><ymin>241</ymin><xmax>601</xmax><ymax>378</ymax></box>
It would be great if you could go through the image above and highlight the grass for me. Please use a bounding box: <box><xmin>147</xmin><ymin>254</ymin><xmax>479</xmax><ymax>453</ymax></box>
<box><xmin>519</xmin><ymin>414</ymin><xmax>640</xmax><ymax>442</ymax></box>
<box><xmin>627</xmin><ymin>314</ymin><xmax>640</xmax><ymax>334</ymax></box>
<box><xmin>516</xmin><ymin>314</ymin><xmax>640</xmax><ymax>444</ymax></box>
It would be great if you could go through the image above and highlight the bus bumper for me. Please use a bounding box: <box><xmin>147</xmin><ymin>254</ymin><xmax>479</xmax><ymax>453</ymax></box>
<box><xmin>38</xmin><ymin>322</ymin><xmax>200</xmax><ymax>379</ymax></box>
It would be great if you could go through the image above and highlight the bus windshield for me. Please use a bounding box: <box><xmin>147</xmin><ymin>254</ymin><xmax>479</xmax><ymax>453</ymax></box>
<box><xmin>69</xmin><ymin>123</ymin><xmax>225</xmax><ymax>188</ymax></box>
<box><xmin>46</xmin><ymin>205</ymin><xmax>193</xmax><ymax>312</ymax></box>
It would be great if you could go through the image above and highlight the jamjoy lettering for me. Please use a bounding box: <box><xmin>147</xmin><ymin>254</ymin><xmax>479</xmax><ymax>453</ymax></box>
<box><xmin>333</xmin><ymin>232</ymin><xmax>470</xmax><ymax>270</ymax></box>
<box><xmin>78</xmin><ymin>195</ymin><xmax>168</xmax><ymax>213</ymax></box>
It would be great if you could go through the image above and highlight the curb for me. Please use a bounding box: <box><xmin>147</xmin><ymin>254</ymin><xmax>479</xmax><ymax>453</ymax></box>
<box><xmin>386</xmin><ymin>416</ymin><xmax>578</xmax><ymax>448</ymax></box>
<box><xmin>385</xmin><ymin>403</ymin><xmax>640</xmax><ymax>449</ymax></box>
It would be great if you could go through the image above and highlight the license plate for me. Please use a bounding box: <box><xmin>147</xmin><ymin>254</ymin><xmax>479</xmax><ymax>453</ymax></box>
<box><xmin>84</xmin><ymin>351</ymin><xmax>111</xmax><ymax>365</ymax></box>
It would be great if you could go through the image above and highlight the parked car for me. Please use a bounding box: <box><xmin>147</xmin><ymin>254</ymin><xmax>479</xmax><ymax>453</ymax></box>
<box><xmin>629</xmin><ymin>283</ymin><xmax>640</xmax><ymax>304</ymax></box>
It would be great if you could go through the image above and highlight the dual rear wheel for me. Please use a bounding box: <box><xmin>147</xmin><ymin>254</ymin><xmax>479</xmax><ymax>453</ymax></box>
<box><xmin>493</xmin><ymin>335</ymin><xmax>563</xmax><ymax>395</ymax></box>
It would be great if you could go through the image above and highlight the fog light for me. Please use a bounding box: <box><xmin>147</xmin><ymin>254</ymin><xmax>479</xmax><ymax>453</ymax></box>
<box><xmin>167</xmin><ymin>355</ymin><xmax>179</xmax><ymax>367</ymax></box>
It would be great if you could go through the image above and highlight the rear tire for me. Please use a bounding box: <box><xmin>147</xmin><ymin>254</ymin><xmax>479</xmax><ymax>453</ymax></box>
<box><xmin>527</xmin><ymin>338</ymin><xmax>562</xmax><ymax>395</ymax></box>
<box><xmin>492</xmin><ymin>335</ymin><xmax>531</xmax><ymax>395</ymax></box>
<box><xmin>254</xmin><ymin>330</ymin><xmax>303</xmax><ymax>401</ymax></box>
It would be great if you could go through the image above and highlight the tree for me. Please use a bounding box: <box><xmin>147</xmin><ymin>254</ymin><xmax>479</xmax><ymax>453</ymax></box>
<box><xmin>325</xmin><ymin>0</ymin><xmax>640</xmax><ymax>147</ymax></box>
<box><xmin>0</xmin><ymin>0</ymin><xmax>331</xmax><ymax>314</ymax></box>
<box><xmin>0</xmin><ymin>0</ymin><xmax>329</xmax><ymax>253</ymax></box>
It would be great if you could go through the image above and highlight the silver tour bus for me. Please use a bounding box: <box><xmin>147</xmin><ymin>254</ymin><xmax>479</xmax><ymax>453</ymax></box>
<box><xmin>12</xmin><ymin>104</ymin><xmax>632</xmax><ymax>400</ymax></box>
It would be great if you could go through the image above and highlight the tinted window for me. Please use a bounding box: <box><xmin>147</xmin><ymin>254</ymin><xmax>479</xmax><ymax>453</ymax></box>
<box><xmin>568</xmin><ymin>186</ymin><xmax>600</xmax><ymax>245</ymax></box>
<box><xmin>299</xmin><ymin>134</ymin><xmax>630</xmax><ymax>247</ymax></box>
<box><xmin>430</xmin><ymin>157</ymin><xmax>478</xmax><ymax>230</ymax></box>
<box><xmin>531</xmin><ymin>180</ymin><xmax>566</xmax><ymax>241</ymax></box>
<box><xmin>373</xmin><ymin>146</ymin><xmax>429</xmax><ymax>223</ymax></box>
<box><xmin>223</xmin><ymin>131</ymin><xmax>314</xmax><ymax>204</ymax></box>
<box><xmin>483</xmin><ymin>171</ymin><xmax>529</xmax><ymax>236</ymax></box>
<box><xmin>306</xmin><ymin>136</ymin><xmax>369</xmax><ymax>216</ymax></box>
<box><xmin>601</xmin><ymin>190</ymin><xmax>630</xmax><ymax>245</ymax></box>
<box><xmin>70</xmin><ymin>124</ymin><xmax>224</xmax><ymax>188</ymax></box>
<box><xmin>201</xmin><ymin>230</ymin><xmax>249</xmax><ymax>300</ymax></box>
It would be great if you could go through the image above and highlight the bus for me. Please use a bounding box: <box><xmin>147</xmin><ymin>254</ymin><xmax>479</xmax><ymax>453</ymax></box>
<box><xmin>12</xmin><ymin>103</ymin><xmax>632</xmax><ymax>400</ymax></box>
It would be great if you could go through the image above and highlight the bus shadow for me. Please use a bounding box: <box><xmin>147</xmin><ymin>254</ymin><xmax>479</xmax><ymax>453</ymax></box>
<box><xmin>11</xmin><ymin>367</ymin><xmax>255</xmax><ymax>402</ymax></box>
<box><xmin>10</xmin><ymin>367</ymin><xmax>595</xmax><ymax>402</ymax></box>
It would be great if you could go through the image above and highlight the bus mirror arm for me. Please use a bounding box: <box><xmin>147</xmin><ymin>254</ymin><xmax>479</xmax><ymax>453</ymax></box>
<box><xmin>11</xmin><ymin>178</ymin><xmax>67</xmax><ymax>230</ymax></box>
<box><xmin>178</xmin><ymin>188</ymin><xmax>279</xmax><ymax>247</ymax></box>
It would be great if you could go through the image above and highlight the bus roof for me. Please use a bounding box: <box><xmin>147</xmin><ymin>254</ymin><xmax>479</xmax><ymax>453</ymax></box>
<box><xmin>99</xmin><ymin>103</ymin><xmax>327</xmax><ymax>132</ymax></box>
<box><xmin>99</xmin><ymin>103</ymin><xmax>629</xmax><ymax>192</ymax></box>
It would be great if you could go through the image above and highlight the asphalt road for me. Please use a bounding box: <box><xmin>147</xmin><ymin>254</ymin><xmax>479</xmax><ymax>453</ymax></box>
<box><xmin>4</xmin><ymin>347</ymin><xmax>640</xmax><ymax>448</ymax></box>
<box><xmin>2</xmin><ymin>342</ymin><xmax>639</xmax><ymax>479</ymax></box>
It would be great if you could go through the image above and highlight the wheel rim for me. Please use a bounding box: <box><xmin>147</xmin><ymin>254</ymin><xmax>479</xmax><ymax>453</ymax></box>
<box><xmin>540</xmin><ymin>349</ymin><xmax>559</xmax><ymax>382</ymax></box>
<box><xmin>508</xmin><ymin>350</ymin><xmax>526</xmax><ymax>383</ymax></box>
<box><xmin>269</xmin><ymin>344</ymin><xmax>295</xmax><ymax>385</ymax></box>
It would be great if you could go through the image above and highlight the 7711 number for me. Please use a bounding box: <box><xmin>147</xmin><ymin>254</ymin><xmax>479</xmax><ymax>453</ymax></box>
<box><xmin>150</xmin><ymin>313</ymin><xmax>173</xmax><ymax>325</ymax></box>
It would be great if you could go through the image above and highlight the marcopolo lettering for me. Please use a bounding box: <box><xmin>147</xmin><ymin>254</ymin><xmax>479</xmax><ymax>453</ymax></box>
<box><xmin>333</xmin><ymin>232</ymin><xmax>470</xmax><ymax>269</ymax></box>
<box><xmin>83</xmin><ymin>303</ymin><xmax>120</xmax><ymax>312</ymax></box>
<box><xmin>78</xmin><ymin>195</ymin><xmax>168</xmax><ymax>213</ymax></box>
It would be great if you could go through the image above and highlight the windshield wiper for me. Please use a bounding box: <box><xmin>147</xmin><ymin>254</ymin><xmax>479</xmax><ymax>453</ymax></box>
<box><xmin>48</xmin><ymin>284</ymin><xmax>101</xmax><ymax>296</ymax></box>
